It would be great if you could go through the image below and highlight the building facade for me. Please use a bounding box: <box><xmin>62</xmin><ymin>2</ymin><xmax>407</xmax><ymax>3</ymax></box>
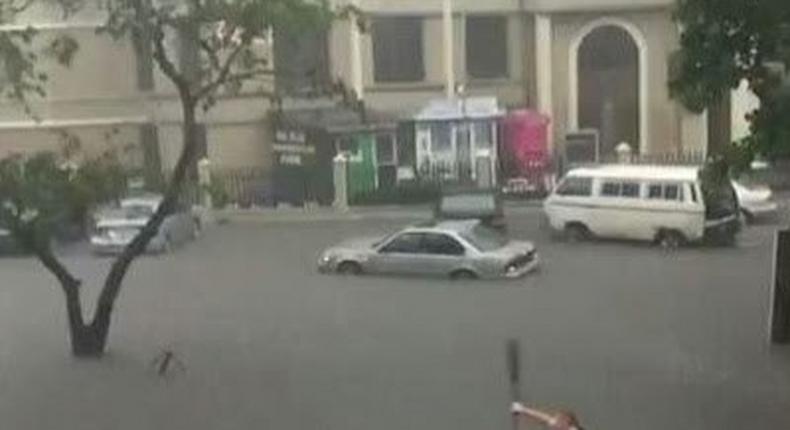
<box><xmin>326</xmin><ymin>0</ymin><xmax>757</xmax><ymax>160</ymax></box>
<box><xmin>0</xmin><ymin>0</ymin><xmax>758</xmax><ymax>178</ymax></box>
<box><xmin>0</xmin><ymin>2</ymin><xmax>275</xmax><ymax>175</ymax></box>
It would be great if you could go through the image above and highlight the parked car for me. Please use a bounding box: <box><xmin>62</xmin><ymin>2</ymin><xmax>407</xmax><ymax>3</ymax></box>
<box><xmin>543</xmin><ymin>165</ymin><xmax>740</xmax><ymax>247</ymax></box>
<box><xmin>90</xmin><ymin>194</ymin><xmax>199</xmax><ymax>255</ymax></box>
<box><xmin>318</xmin><ymin>220</ymin><xmax>538</xmax><ymax>279</ymax></box>
<box><xmin>434</xmin><ymin>189</ymin><xmax>506</xmax><ymax>231</ymax></box>
<box><xmin>732</xmin><ymin>180</ymin><xmax>778</xmax><ymax>223</ymax></box>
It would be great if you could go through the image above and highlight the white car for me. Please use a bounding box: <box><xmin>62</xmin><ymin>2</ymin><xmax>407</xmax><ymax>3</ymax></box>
<box><xmin>732</xmin><ymin>180</ymin><xmax>778</xmax><ymax>223</ymax></box>
<box><xmin>90</xmin><ymin>194</ymin><xmax>200</xmax><ymax>255</ymax></box>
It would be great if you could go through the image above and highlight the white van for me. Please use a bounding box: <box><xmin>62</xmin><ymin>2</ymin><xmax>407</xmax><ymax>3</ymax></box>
<box><xmin>543</xmin><ymin>165</ymin><xmax>740</xmax><ymax>247</ymax></box>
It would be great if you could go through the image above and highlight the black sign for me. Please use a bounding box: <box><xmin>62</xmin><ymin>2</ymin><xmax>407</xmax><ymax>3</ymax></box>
<box><xmin>770</xmin><ymin>229</ymin><xmax>790</xmax><ymax>343</ymax></box>
<box><xmin>564</xmin><ymin>130</ymin><xmax>599</xmax><ymax>165</ymax></box>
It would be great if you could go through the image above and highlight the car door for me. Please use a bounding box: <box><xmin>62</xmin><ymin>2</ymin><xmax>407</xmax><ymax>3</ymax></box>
<box><xmin>369</xmin><ymin>232</ymin><xmax>426</xmax><ymax>275</ymax></box>
<box><xmin>419</xmin><ymin>233</ymin><xmax>468</xmax><ymax>276</ymax></box>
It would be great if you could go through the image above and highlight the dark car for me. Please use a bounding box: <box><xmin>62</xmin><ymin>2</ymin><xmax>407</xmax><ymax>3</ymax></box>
<box><xmin>433</xmin><ymin>189</ymin><xmax>506</xmax><ymax>231</ymax></box>
<box><xmin>0</xmin><ymin>224</ymin><xmax>23</xmax><ymax>255</ymax></box>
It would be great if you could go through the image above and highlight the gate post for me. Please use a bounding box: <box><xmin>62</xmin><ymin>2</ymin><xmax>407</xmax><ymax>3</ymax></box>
<box><xmin>333</xmin><ymin>153</ymin><xmax>349</xmax><ymax>211</ymax></box>
<box><xmin>197</xmin><ymin>157</ymin><xmax>213</xmax><ymax>209</ymax></box>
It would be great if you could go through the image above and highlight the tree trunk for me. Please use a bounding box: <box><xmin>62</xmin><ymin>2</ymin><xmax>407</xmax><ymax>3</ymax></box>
<box><xmin>62</xmin><ymin>285</ymin><xmax>108</xmax><ymax>358</ymax></box>
<box><xmin>69</xmin><ymin>324</ymin><xmax>108</xmax><ymax>358</ymax></box>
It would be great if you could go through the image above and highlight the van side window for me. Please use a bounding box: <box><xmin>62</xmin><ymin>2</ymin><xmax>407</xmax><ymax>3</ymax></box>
<box><xmin>664</xmin><ymin>184</ymin><xmax>681</xmax><ymax>201</ymax></box>
<box><xmin>556</xmin><ymin>177</ymin><xmax>592</xmax><ymax>196</ymax></box>
<box><xmin>601</xmin><ymin>182</ymin><xmax>620</xmax><ymax>197</ymax></box>
<box><xmin>648</xmin><ymin>184</ymin><xmax>663</xmax><ymax>199</ymax></box>
<box><xmin>647</xmin><ymin>183</ymin><xmax>684</xmax><ymax>201</ymax></box>
<box><xmin>621</xmin><ymin>182</ymin><xmax>640</xmax><ymax>198</ymax></box>
<box><xmin>601</xmin><ymin>181</ymin><xmax>639</xmax><ymax>198</ymax></box>
<box><xmin>688</xmin><ymin>183</ymin><xmax>698</xmax><ymax>203</ymax></box>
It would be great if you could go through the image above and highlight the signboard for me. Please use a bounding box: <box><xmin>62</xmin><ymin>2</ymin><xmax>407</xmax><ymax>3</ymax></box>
<box><xmin>273</xmin><ymin>128</ymin><xmax>314</xmax><ymax>168</ymax></box>
<box><xmin>563</xmin><ymin>129</ymin><xmax>600</xmax><ymax>166</ymax></box>
<box><xmin>274</xmin><ymin>129</ymin><xmax>306</xmax><ymax>144</ymax></box>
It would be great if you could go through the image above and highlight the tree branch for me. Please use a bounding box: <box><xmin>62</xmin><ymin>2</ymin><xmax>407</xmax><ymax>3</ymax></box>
<box><xmin>150</xmin><ymin>25</ymin><xmax>189</xmax><ymax>96</ymax></box>
<box><xmin>198</xmin><ymin>38</ymin><xmax>221</xmax><ymax>72</ymax></box>
<box><xmin>195</xmin><ymin>42</ymin><xmax>246</xmax><ymax>100</ymax></box>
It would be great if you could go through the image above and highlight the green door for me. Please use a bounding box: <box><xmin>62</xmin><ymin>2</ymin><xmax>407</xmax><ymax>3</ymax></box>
<box><xmin>347</xmin><ymin>133</ymin><xmax>377</xmax><ymax>198</ymax></box>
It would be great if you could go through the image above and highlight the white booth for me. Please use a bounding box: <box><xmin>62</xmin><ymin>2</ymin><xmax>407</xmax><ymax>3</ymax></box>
<box><xmin>413</xmin><ymin>97</ymin><xmax>503</xmax><ymax>188</ymax></box>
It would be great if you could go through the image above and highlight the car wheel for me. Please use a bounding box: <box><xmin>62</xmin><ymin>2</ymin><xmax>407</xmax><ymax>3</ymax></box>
<box><xmin>657</xmin><ymin>230</ymin><xmax>685</xmax><ymax>250</ymax></box>
<box><xmin>337</xmin><ymin>261</ymin><xmax>362</xmax><ymax>276</ymax></box>
<box><xmin>450</xmin><ymin>269</ymin><xmax>478</xmax><ymax>281</ymax></box>
<box><xmin>564</xmin><ymin>223</ymin><xmax>589</xmax><ymax>243</ymax></box>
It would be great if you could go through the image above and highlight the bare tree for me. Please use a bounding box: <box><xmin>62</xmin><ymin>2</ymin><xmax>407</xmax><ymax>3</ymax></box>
<box><xmin>0</xmin><ymin>0</ymin><xmax>329</xmax><ymax>357</ymax></box>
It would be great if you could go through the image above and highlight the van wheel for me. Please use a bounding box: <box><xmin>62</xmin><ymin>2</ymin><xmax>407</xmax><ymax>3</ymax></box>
<box><xmin>564</xmin><ymin>223</ymin><xmax>589</xmax><ymax>243</ymax></box>
<box><xmin>657</xmin><ymin>230</ymin><xmax>685</xmax><ymax>250</ymax></box>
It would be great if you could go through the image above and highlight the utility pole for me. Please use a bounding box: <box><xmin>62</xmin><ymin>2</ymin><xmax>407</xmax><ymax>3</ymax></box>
<box><xmin>442</xmin><ymin>0</ymin><xmax>455</xmax><ymax>99</ymax></box>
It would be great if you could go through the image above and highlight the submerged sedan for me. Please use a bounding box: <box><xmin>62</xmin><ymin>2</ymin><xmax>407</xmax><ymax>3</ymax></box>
<box><xmin>318</xmin><ymin>220</ymin><xmax>539</xmax><ymax>279</ymax></box>
<box><xmin>90</xmin><ymin>195</ymin><xmax>198</xmax><ymax>255</ymax></box>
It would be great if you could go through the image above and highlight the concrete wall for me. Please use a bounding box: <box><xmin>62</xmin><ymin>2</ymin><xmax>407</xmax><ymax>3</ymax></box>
<box><xmin>550</xmin><ymin>8</ymin><xmax>682</xmax><ymax>156</ymax></box>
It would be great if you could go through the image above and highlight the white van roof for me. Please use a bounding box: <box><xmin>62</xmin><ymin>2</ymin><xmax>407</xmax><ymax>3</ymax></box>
<box><xmin>566</xmin><ymin>164</ymin><xmax>700</xmax><ymax>182</ymax></box>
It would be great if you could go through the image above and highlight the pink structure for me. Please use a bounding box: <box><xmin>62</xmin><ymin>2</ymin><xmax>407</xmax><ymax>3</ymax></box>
<box><xmin>503</xmin><ymin>109</ymin><xmax>550</xmax><ymax>173</ymax></box>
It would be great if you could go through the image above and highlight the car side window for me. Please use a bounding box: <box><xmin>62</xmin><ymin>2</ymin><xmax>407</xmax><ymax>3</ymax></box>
<box><xmin>379</xmin><ymin>233</ymin><xmax>424</xmax><ymax>254</ymax></box>
<box><xmin>421</xmin><ymin>233</ymin><xmax>465</xmax><ymax>256</ymax></box>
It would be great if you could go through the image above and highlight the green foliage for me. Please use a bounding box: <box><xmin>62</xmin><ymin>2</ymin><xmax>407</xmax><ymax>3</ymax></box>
<box><xmin>671</xmin><ymin>0</ymin><xmax>790</xmax><ymax>157</ymax></box>
<box><xmin>204</xmin><ymin>179</ymin><xmax>230</xmax><ymax>209</ymax></box>
<box><xmin>350</xmin><ymin>182</ymin><xmax>441</xmax><ymax>206</ymax></box>
<box><xmin>99</xmin><ymin>0</ymin><xmax>331</xmax><ymax>110</ymax></box>
<box><xmin>0</xmin><ymin>1</ymin><xmax>81</xmax><ymax>113</ymax></box>
<box><xmin>0</xmin><ymin>150</ymin><xmax>127</xmax><ymax>246</ymax></box>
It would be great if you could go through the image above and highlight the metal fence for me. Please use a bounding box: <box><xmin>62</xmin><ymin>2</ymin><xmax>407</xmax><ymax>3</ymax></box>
<box><xmin>153</xmin><ymin>167</ymin><xmax>272</xmax><ymax>207</ymax></box>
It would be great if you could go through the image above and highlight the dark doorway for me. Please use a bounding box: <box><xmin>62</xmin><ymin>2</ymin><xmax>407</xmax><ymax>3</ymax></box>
<box><xmin>577</xmin><ymin>25</ymin><xmax>639</xmax><ymax>157</ymax></box>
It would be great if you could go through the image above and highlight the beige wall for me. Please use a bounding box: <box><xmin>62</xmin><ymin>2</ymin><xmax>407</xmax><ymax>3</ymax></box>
<box><xmin>208</xmin><ymin>123</ymin><xmax>272</xmax><ymax>170</ymax></box>
<box><xmin>550</xmin><ymin>8</ymin><xmax>682</xmax><ymax>156</ymax></box>
<box><xmin>0</xmin><ymin>20</ymin><xmax>274</xmax><ymax>170</ymax></box>
<box><xmin>0</xmin><ymin>125</ymin><xmax>142</xmax><ymax>164</ymax></box>
<box><xmin>329</xmin><ymin>12</ymin><xmax>530</xmax><ymax>114</ymax></box>
<box><xmin>157</xmin><ymin>122</ymin><xmax>272</xmax><ymax>171</ymax></box>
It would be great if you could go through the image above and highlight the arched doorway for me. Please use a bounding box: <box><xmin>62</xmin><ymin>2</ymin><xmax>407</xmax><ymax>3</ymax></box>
<box><xmin>574</xmin><ymin>24</ymin><xmax>642</xmax><ymax>157</ymax></box>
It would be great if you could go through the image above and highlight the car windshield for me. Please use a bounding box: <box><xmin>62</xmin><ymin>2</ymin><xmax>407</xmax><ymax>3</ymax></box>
<box><xmin>459</xmin><ymin>225</ymin><xmax>509</xmax><ymax>252</ymax></box>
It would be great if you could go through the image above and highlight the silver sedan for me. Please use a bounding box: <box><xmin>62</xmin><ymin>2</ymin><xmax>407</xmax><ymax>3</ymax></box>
<box><xmin>90</xmin><ymin>194</ymin><xmax>199</xmax><ymax>255</ymax></box>
<box><xmin>318</xmin><ymin>220</ymin><xmax>539</xmax><ymax>279</ymax></box>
